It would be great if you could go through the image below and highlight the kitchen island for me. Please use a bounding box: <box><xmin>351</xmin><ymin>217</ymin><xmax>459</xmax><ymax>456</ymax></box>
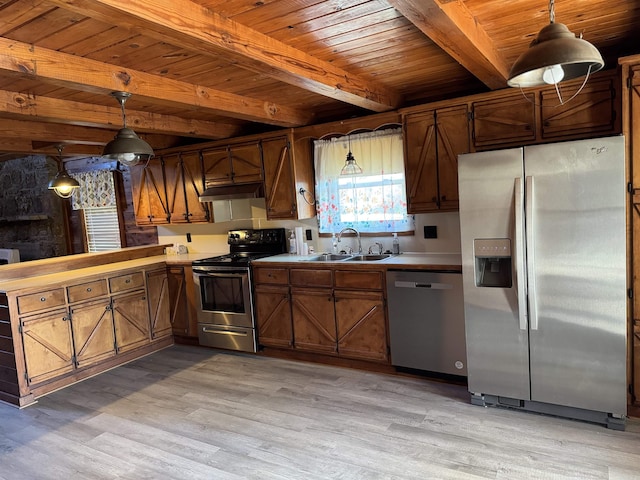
<box><xmin>0</xmin><ymin>245</ymin><xmax>186</xmax><ymax>407</ymax></box>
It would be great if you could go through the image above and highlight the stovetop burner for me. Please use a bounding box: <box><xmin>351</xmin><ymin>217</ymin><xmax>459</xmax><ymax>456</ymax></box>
<box><xmin>192</xmin><ymin>228</ymin><xmax>286</xmax><ymax>268</ymax></box>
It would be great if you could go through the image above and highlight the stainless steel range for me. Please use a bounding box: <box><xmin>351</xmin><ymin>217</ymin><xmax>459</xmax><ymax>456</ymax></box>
<box><xmin>192</xmin><ymin>228</ymin><xmax>286</xmax><ymax>353</ymax></box>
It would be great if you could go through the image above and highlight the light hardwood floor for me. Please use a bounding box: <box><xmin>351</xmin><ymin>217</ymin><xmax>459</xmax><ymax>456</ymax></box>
<box><xmin>1</xmin><ymin>345</ymin><xmax>639</xmax><ymax>480</ymax></box>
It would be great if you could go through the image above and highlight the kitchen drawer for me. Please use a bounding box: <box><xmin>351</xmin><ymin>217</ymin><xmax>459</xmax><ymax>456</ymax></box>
<box><xmin>109</xmin><ymin>272</ymin><xmax>145</xmax><ymax>294</ymax></box>
<box><xmin>253</xmin><ymin>267</ymin><xmax>289</xmax><ymax>285</ymax></box>
<box><xmin>67</xmin><ymin>279</ymin><xmax>108</xmax><ymax>303</ymax></box>
<box><xmin>334</xmin><ymin>270</ymin><xmax>384</xmax><ymax>290</ymax></box>
<box><xmin>290</xmin><ymin>268</ymin><xmax>332</xmax><ymax>287</ymax></box>
<box><xmin>17</xmin><ymin>288</ymin><xmax>66</xmax><ymax>315</ymax></box>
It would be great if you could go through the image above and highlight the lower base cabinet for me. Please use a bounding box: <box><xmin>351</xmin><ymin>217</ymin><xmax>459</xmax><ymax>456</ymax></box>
<box><xmin>253</xmin><ymin>265</ymin><xmax>389</xmax><ymax>363</ymax></box>
<box><xmin>167</xmin><ymin>265</ymin><xmax>198</xmax><ymax>339</ymax></box>
<box><xmin>3</xmin><ymin>262</ymin><xmax>173</xmax><ymax>407</ymax></box>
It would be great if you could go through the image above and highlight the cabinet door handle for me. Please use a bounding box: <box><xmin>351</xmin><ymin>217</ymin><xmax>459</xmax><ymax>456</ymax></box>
<box><xmin>40</xmin><ymin>297</ymin><xmax>47</xmax><ymax>302</ymax></box>
<box><xmin>125</xmin><ymin>279</ymin><xmax>131</xmax><ymax>284</ymax></box>
<box><xmin>86</xmin><ymin>287</ymin><xmax>92</xmax><ymax>292</ymax></box>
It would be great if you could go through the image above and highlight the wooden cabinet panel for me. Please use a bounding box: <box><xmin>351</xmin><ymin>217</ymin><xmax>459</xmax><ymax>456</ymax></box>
<box><xmin>164</xmin><ymin>153</ymin><xmax>209</xmax><ymax>224</ymax></box>
<box><xmin>472</xmin><ymin>93</ymin><xmax>536</xmax><ymax>149</ymax></box>
<box><xmin>253</xmin><ymin>267</ymin><xmax>289</xmax><ymax>285</ymax></box>
<box><xmin>69</xmin><ymin>299</ymin><xmax>115</xmax><ymax>368</ymax></box>
<box><xmin>435</xmin><ymin>105</ymin><xmax>469</xmax><ymax>210</ymax></box>
<box><xmin>167</xmin><ymin>266</ymin><xmax>190</xmax><ymax>336</ymax></box>
<box><xmin>291</xmin><ymin>287</ymin><xmax>336</xmax><ymax>353</ymax></box>
<box><xmin>146</xmin><ymin>268</ymin><xmax>172</xmax><ymax>340</ymax></box>
<box><xmin>201</xmin><ymin>147</ymin><xmax>231</xmax><ymax>186</ymax></box>
<box><xmin>404</xmin><ymin>110</ymin><xmax>438</xmax><ymax>212</ymax></box>
<box><xmin>17</xmin><ymin>288</ymin><xmax>65</xmax><ymax>315</ymax></box>
<box><xmin>290</xmin><ymin>268</ymin><xmax>332</xmax><ymax>287</ymax></box>
<box><xmin>112</xmin><ymin>290</ymin><xmax>150</xmax><ymax>353</ymax></box>
<box><xmin>129</xmin><ymin>159</ymin><xmax>170</xmax><ymax>225</ymax></box>
<box><xmin>230</xmin><ymin>142</ymin><xmax>263</xmax><ymax>184</ymax></box>
<box><xmin>67</xmin><ymin>279</ymin><xmax>108</xmax><ymax>304</ymax></box>
<box><xmin>335</xmin><ymin>290</ymin><xmax>388</xmax><ymax>362</ymax></box>
<box><xmin>109</xmin><ymin>272</ymin><xmax>145</xmax><ymax>294</ymax></box>
<box><xmin>334</xmin><ymin>270</ymin><xmax>383</xmax><ymax>290</ymax></box>
<box><xmin>541</xmin><ymin>76</ymin><xmax>618</xmax><ymax>140</ymax></box>
<box><xmin>21</xmin><ymin>309</ymin><xmax>74</xmax><ymax>385</ymax></box>
<box><xmin>262</xmin><ymin>136</ymin><xmax>296</xmax><ymax>219</ymax></box>
<box><xmin>254</xmin><ymin>284</ymin><xmax>292</xmax><ymax>349</ymax></box>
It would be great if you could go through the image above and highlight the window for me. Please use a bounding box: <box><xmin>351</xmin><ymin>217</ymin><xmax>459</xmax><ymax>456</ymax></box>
<box><xmin>314</xmin><ymin>128</ymin><xmax>414</xmax><ymax>234</ymax></box>
<box><xmin>83</xmin><ymin>206</ymin><xmax>122</xmax><ymax>252</ymax></box>
<box><xmin>70</xmin><ymin>169</ymin><xmax>122</xmax><ymax>252</ymax></box>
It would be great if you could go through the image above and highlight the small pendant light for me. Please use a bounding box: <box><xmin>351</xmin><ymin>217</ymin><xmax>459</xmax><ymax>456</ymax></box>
<box><xmin>48</xmin><ymin>145</ymin><xmax>80</xmax><ymax>199</ymax></box>
<box><xmin>340</xmin><ymin>135</ymin><xmax>363</xmax><ymax>176</ymax></box>
<box><xmin>102</xmin><ymin>91</ymin><xmax>154</xmax><ymax>167</ymax></box>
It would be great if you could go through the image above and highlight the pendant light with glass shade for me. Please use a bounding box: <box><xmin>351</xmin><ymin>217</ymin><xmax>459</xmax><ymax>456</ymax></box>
<box><xmin>507</xmin><ymin>0</ymin><xmax>604</xmax><ymax>105</ymax></box>
<box><xmin>48</xmin><ymin>144</ymin><xmax>80</xmax><ymax>198</ymax></box>
<box><xmin>340</xmin><ymin>135</ymin><xmax>363</xmax><ymax>176</ymax></box>
<box><xmin>102</xmin><ymin>91</ymin><xmax>154</xmax><ymax>166</ymax></box>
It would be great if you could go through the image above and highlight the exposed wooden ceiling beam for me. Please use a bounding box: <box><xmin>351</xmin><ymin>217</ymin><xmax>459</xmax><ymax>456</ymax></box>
<box><xmin>0</xmin><ymin>138</ymin><xmax>104</xmax><ymax>157</ymax></box>
<box><xmin>0</xmin><ymin>90</ymin><xmax>241</xmax><ymax>139</ymax></box>
<box><xmin>46</xmin><ymin>0</ymin><xmax>402</xmax><ymax>112</ymax></box>
<box><xmin>387</xmin><ymin>0</ymin><xmax>510</xmax><ymax>89</ymax></box>
<box><xmin>0</xmin><ymin>37</ymin><xmax>312</xmax><ymax>127</ymax></box>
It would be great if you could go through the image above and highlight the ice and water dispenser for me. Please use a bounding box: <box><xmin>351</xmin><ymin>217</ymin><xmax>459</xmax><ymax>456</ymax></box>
<box><xmin>473</xmin><ymin>239</ymin><xmax>512</xmax><ymax>288</ymax></box>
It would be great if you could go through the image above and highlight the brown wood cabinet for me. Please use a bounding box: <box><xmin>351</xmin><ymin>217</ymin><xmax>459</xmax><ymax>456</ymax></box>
<box><xmin>163</xmin><ymin>152</ymin><xmax>210</xmax><ymax>223</ymax></box>
<box><xmin>201</xmin><ymin>141</ymin><xmax>263</xmax><ymax>186</ymax></box>
<box><xmin>253</xmin><ymin>264</ymin><xmax>389</xmax><ymax>363</ymax></box>
<box><xmin>112</xmin><ymin>290</ymin><xmax>150</xmax><ymax>354</ymax></box>
<box><xmin>167</xmin><ymin>265</ymin><xmax>198</xmax><ymax>339</ymax></box>
<box><xmin>69</xmin><ymin>298</ymin><xmax>116</xmax><ymax>369</ymax></box>
<box><xmin>129</xmin><ymin>158</ymin><xmax>170</xmax><ymax>225</ymax></box>
<box><xmin>403</xmin><ymin>105</ymin><xmax>470</xmax><ymax>213</ymax></box>
<box><xmin>621</xmin><ymin>56</ymin><xmax>640</xmax><ymax>412</ymax></box>
<box><xmin>146</xmin><ymin>268</ymin><xmax>172</xmax><ymax>340</ymax></box>
<box><xmin>540</xmin><ymin>75</ymin><xmax>619</xmax><ymax>140</ymax></box>
<box><xmin>20</xmin><ymin>308</ymin><xmax>74</xmax><ymax>385</ymax></box>
<box><xmin>262</xmin><ymin>135</ymin><xmax>297</xmax><ymax>219</ymax></box>
<box><xmin>472</xmin><ymin>92</ymin><xmax>537</xmax><ymax>150</ymax></box>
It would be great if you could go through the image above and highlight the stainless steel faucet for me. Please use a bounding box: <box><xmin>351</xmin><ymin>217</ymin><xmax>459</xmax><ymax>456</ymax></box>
<box><xmin>337</xmin><ymin>227</ymin><xmax>362</xmax><ymax>254</ymax></box>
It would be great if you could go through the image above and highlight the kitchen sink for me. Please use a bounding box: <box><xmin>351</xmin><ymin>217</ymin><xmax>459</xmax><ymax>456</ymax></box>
<box><xmin>344</xmin><ymin>254</ymin><xmax>393</xmax><ymax>261</ymax></box>
<box><xmin>304</xmin><ymin>253</ymin><xmax>353</xmax><ymax>261</ymax></box>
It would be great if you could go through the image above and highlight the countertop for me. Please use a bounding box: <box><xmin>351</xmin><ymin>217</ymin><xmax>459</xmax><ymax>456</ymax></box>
<box><xmin>253</xmin><ymin>252</ymin><xmax>462</xmax><ymax>271</ymax></box>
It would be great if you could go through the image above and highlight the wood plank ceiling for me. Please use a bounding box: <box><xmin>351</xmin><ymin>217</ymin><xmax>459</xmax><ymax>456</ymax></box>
<box><xmin>0</xmin><ymin>0</ymin><xmax>638</xmax><ymax>159</ymax></box>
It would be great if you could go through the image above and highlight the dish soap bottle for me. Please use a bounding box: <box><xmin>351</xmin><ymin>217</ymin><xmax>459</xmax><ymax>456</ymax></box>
<box><xmin>392</xmin><ymin>232</ymin><xmax>400</xmax><ymax>254</ymax></box>
<box><xmin>289</xmin><ymin>230</ymin><xmax>297</xmax><ymax>254</ymax></box>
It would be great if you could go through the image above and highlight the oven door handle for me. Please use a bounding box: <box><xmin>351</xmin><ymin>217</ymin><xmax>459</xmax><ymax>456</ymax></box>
<box><xmin>202</xmin><ymin>327</ymin><xmax>248</xmax><ymax>337</ymax></box>
<box><xmin>193</xmin><ymin>270</ymin><xmax>248</xmax><ymax>277</ymax></box>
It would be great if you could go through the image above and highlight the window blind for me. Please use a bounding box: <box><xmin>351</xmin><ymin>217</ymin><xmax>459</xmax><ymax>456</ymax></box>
<box><xmin>83</xmin><ymin>206</ymin><xmax>122</xmax><ymax>252</ymax></box>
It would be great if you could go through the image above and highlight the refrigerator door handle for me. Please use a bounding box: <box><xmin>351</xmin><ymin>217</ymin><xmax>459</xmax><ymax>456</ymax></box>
<box><xmin>514</xmin><ymin>177</ymin><xmax>528</xmax><ymax>331</ymax></box>
<box><xmin>525</xmin><ymin>175</ymin><xmax>539</xmax><ymax>330</ymax></box>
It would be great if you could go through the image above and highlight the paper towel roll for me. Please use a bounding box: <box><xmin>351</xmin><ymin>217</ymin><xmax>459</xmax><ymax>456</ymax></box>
<box><xmin>295</xmin><ymin>227</ymin><xmax>304</xmax><ymax>256</ymax></box>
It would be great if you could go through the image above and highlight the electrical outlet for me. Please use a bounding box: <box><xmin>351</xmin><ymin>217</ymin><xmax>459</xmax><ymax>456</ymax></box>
<box><xmin>306</xmin><ymin>229</ymin><xmax>312</xmax><ymax>241</ymax></box>
<box><xmin>186</xmin><ymin>233</ymin><xmax>192</xmax><ymax>243</ymax></box>
<box><xmin>424</xmin><ymin>226</ymin><xmax>437</xmax><ymax>239</ymax></box>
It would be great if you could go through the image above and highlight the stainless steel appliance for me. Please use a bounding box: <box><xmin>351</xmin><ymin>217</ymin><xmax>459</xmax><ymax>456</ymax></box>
<box><xmin>193</xmin><ymin>228</ymin><xmax>286</xmax><ymax>352</ymax></box>
<box><xmin>387</xmin><ymin>270</ymin><xmax>467</xmax><ymax>377</ymax></box>
<box><xmin>458</xmin><ymin>136</ymin><xmax>627</xmax><ymax>429</ymax></box>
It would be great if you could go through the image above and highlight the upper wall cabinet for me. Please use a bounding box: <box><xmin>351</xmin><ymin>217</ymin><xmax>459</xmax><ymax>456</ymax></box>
<box><xmin>540</xmin><ymin>75</ymin><xmax>619</xmax><ymax>140</ymax></box>
<box><xmin>201</xmin><ymin>142</ymin><xmax>263</xmax><ymax>186</ymax></box>
<box><xmin>472</xmin><ymin>92</ymin><xmax>537</xmax><ymax>150</ymax></box>
<box><xmin>403</xmin><ymin>105</ymin><xmax>470</xmax><ymax>213</ymax></box>
<box><xmin>129</xmin><ymin>159</ymin><xmax>170</xmax><ymax>225</ymax></box>
<box><xmin>163</xmin><ymin>152</ymin><xmax>209</xmax><ymax>223</ymax></box>
<box><xmin>262</xmin><ymin>135</ymin><xmax>296</xmax><ymax>219</ymax></box>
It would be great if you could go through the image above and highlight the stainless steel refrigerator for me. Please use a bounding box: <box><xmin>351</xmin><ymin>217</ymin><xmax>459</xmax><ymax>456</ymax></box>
<box><xmin>458</xmin><ymin>136</ymin><xmax>627</xmax><ymax>429</ymax></box>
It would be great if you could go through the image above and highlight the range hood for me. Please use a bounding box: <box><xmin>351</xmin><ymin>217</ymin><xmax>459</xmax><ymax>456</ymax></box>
<box><xmin>198</xmin><ymin>182</ymin><xmax>264</xmax><ymax>202</ymax></box>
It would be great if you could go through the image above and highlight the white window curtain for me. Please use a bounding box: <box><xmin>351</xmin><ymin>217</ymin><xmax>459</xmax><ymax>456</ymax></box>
<box><xmin>71</xmin><ymin>169</ymin><xmax>117</xmax><ymax>211</ymax></box>
<box><xmin>314</xmin><ymin>128</ymin><xmax>414</xmax><ymax>234</ymax></box>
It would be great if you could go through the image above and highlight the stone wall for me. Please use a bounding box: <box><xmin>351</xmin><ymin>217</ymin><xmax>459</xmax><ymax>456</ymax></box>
<box><xmin>0</xmin><ymin>155</ymin><xmax>69</xmax><ymax>261</ymax></box>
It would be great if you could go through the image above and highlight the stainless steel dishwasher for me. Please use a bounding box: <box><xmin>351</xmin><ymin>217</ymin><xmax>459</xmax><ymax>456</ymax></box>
<box><xmin>386</xmin><ymin>270</ymin><xmax>467</xmax><ymax>376</ymax></box>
